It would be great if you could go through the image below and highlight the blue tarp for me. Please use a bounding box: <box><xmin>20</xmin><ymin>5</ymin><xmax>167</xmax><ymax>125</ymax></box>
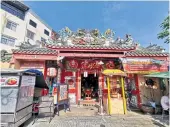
<box><xmin>25</xmin><ymin>69</ymin><xmax>43</xmax><ymax>76</ymax></box>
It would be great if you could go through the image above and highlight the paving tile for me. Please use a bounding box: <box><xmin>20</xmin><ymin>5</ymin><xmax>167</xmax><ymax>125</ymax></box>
<box><xmin>24</xmin><ymin>107</ymin><xmax>169</xmax><ymax>127</ymax></box>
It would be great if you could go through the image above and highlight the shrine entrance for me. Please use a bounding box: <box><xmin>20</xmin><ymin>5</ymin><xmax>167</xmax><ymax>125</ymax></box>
<box><xmin>81</xmin><ymin>74</ymin><xmax>99</xmax><ymax>101</ymax></box>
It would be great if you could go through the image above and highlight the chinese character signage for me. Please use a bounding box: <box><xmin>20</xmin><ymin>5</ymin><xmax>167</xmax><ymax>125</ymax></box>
<box><xmin>66</xmin><ymin>59</ymin><xmax>116</xmax><ymax>70</ymax></box>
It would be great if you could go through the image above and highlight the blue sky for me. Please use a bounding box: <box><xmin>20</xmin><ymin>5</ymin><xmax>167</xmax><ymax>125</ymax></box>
<box><xmin>24</xmin><ymin>1</ymin><xmax>169</xmax><ymax>51</ymax></box>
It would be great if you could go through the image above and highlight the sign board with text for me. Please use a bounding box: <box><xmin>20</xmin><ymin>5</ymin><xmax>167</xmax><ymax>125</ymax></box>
<box><xmin>58</xmin><ymin>84</ymin><xmax>68</xmax><ymax>102</ymax></box>
<box><xmin>121</xmin><ymin>58</ymin><xmax>168</xmax><ymax>74</ymax></box>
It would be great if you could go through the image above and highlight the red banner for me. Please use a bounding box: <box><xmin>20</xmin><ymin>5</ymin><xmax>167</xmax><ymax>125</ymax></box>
<box><xmin>122</xmin><ymin>58</ymin><xmax>168</xmax><ymax>74</ymax></box>
<box><xmin>66</xmin><ymin>59</ymin><xmax>116</xmax><ymax>70</ymax></box>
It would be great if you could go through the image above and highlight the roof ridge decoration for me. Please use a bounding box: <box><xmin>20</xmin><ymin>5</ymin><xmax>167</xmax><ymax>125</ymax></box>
<box><xmin>136</xmin><ymin>42</ymin><xmax>166</xmax><ymax>53</ymax></box>
<box><xmin>47</xmin><ymin>27</ymin><xmax>137</xmax><ymax>47</ymax></box>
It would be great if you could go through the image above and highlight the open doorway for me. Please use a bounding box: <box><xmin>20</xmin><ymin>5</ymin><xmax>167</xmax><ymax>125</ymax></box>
<box><xmin>81</xmin><ymin>74</ymin><xmax>99</xmax><ymax>101</ymax></box>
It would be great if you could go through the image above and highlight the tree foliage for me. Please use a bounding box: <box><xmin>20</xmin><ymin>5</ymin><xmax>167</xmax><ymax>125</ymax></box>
<box><xmin>158</xmin><ymin>15</ymin><xmax>170</xmax><ymax>44</ymax></box>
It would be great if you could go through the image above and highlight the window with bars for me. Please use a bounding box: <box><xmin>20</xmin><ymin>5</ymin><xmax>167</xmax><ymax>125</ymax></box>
<box><xmin>1</xmin><ymin>35</ymin><xmax>16</xmax><ymax>46</ymax></box>
<box><xmin>6</xmin><ymin>20</ymin><xmax>17</xmax><ymax>31</ymax></box>
<box><xmin>26</xmin><ymin>29</ymin><xmax>35</xmax><ymax>40</ymax></box>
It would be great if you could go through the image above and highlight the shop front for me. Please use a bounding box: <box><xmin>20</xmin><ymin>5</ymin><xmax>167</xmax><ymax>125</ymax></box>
<box><xmin>122</xmin><ymin>57</ymin><xmax>169</xmax><ymax>109</ymax></box>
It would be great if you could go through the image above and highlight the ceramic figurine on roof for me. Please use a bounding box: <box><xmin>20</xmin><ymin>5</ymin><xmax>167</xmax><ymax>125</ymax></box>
<box><xmin>91</xmin><ymin>29</ymin><xmax>99</xmax><ymax>37</ymax></box>
<box><xmin>145</xmin><ymin>43</ymin><xmax>165</xmax><ymax>52</ymax></box>
<box><xmin>105</xmin><ymin>29</ymin><xmax>115</xmax><ymax>38</ymax></box>
<box><xmin>135</xmin><ymin>42</ymin><xmax>165</xmax><ymax>53</ymax></box>
<box><xmin>46</xmin><ymin>28</ymin><xmax>137</xmax><ymax>47</ymax></box>
<box><xmin>125</xmin><ymin>34</ymin><xmax>133</xmax><ymax>45</ymax></box>
<box><xmin>84</xmin><ymin>30</ymin><xmax>94</xmax><ymax>44</ymax></box>
<box><xmin>115</xmin><ymin>34</ymin><xmax>135</xmax><ymax>46</ymax></box>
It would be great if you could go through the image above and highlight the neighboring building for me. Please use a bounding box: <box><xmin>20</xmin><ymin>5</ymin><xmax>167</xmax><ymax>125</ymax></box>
<box><xmin>0</xmin><ymin>0</ymin><xmax>52</xmax><ymax>53</ymax></box>
<box><xmin>0</xmin><ymin>1</ymin><xmax>29</xmax><ymax>52</ymax></box>
<box><xmin>24</xmin><ymin>10</ymin><xmax>52</xmax><ymax>45</ymax></box>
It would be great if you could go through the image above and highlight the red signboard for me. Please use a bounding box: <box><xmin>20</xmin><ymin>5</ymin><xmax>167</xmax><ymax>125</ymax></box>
<box><xmin>66</xmin><ymin>59</ymin><xmax>115</xmax><ymax>70</ymax></box>
<box><xmin>122</xmin><ymin>58</ymin><xmax>168</xmax><ymax>74</ymax></box>
<box><xmin>80</xmin><ymin>60</ymin><xmax>102</xmax><ymax>70</ymax></box>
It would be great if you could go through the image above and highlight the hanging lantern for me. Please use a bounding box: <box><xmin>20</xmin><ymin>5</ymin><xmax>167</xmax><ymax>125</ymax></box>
<box><xmin>47</xmin><ymin>67</ymin><xmax>57</xmax><ymax>77</ymax></box>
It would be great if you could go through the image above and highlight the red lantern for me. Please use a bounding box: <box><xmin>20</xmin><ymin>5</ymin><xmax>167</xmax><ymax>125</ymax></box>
<box><xmin>47</xmin><ymin>68</ymin><xmax>57</xmax><ymax>77</ymax></box>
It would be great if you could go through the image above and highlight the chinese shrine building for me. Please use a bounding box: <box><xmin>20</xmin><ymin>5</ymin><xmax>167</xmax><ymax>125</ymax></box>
<box><xmin>5</xmin><ymin>28</ymin><xmax>169</xmax><ymax>107</ymax></box>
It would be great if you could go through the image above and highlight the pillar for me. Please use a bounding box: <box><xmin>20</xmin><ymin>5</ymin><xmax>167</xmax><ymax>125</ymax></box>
<box><xmin>134</xmin><ymin>74</ymin><xmax>142</xmax><ymax>108</ymax></box>
<box><xmin>76</xmin><ymin>70</ymin><xmax>81</xmax><ymax>104</ymax></box>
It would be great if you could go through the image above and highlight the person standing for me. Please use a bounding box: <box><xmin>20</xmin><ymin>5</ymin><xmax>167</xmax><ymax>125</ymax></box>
<box><xmin>161</xmin><ymin>93</ymin><xmax>169</xmax><ymax>113</ymax></box>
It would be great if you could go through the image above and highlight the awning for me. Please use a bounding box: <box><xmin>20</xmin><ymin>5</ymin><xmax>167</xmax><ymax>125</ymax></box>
<box><xmin>102</xmin><ymin>69</ymin><xmax>127</xmax><ymax>76</ymax></box>
<box><xmin>144</xmin><ymin>72</ymin><xmax>169</xmax><ymax>78</ymax></box>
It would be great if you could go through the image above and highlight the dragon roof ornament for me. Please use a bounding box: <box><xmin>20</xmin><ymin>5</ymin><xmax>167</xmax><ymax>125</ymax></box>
<box><xmin>47</xmin><ymin>27</ymin><xmax>137</xmax><ymax>46</ymax></box>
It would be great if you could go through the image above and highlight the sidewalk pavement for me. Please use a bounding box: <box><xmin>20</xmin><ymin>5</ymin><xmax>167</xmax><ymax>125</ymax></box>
<box><xmin>24</xmin><ymin>106</ymin><xmax>169</xmax><ymax>127</ymax></box>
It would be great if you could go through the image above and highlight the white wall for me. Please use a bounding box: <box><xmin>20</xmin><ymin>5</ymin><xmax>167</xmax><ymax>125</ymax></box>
<box><xmin>24</xmin><ymin>11</ymin><xmax>52</xmax><ymax>45</ymax></box>
<box><xmin>0</xmin><ymin>9</ymin><xmax>27</xmax><ymax>52</ymax></box>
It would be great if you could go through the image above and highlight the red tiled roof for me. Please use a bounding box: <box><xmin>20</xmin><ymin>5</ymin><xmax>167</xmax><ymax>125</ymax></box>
<box><xmin>12</xmin><ymin>47</ymin><xmax>169</xmax><ymax>57</ymax></box>
<box><xmin>12</xmin><ymin>48</ymin><xmax>58</xmax><ymax>55</ymax></box>
<box><xmin>126</xmin><ymin>51</ymin><xmax>169</xmax><ymax>57</ymax></box>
